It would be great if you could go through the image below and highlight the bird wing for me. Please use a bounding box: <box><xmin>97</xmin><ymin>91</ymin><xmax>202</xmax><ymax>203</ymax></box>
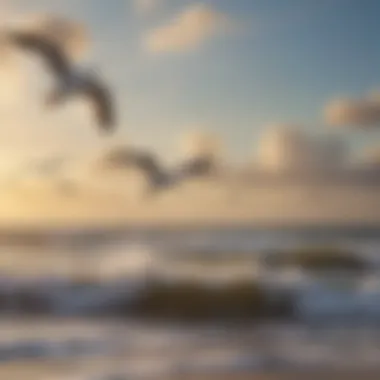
<box><xmin>134</xmin><ymin>152</ymin><xmax>164</xmax><ymax>181</ymax></box>
<box><xmin>131</xmin><ymin>153</ymin><xmax>170</xmax><ymax>192</ymax></box>
<box><xmin>116</xmin><ymin>150</ymin><xmax>163</xmax><ymax>180</ymax></box>
<box><xmin>82</xmin><ymin>78</ymin><xmax>115</xmax><ymax>132</ymax></box>
<box><xmin>174</xmin><ymin>156</ymin><xmax>214</xmax><ymax>180</ymax></box>
<box><xmin>7</xmin><ymin>31</ymin><xmax>71</xmax><ymax>78</ymax></box>
<box><xmin>103</xmin><ymin>148</ymin><xmax>166</xmax><ymax>188</ymax></box>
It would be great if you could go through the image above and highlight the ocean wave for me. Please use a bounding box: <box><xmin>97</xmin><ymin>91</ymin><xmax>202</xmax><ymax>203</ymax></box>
<box><xmin>3</xmin><ymin>322</ymin><xmax>380</xmax><ymax>376</ymax></box>
<box><xmin>0</xmin><ymin>273</ymin><xmax>380</xmax><ymax>324</ymax></box>
<box><xmin>0</xmin><ymin>240</ymin><xmax>378</xmax><ymax>323</ymax></box>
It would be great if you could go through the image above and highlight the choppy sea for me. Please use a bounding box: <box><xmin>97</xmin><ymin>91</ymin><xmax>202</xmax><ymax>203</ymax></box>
<box><xmin>1</xmin><ymin>225</ymin><xmax>380</xmax><ymax>379</ymax></box>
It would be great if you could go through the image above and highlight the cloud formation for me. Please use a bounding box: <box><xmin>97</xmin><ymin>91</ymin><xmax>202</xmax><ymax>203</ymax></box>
<box><xmin>134</xmin><ymin>0</ymin><xmax>161</xmax><ymax>14</ymax></box>
<box><xmin>257</xmin><ymin>124</ymin><xmax>349</xmax><ymax>173</ymax></box>
<box><xmin>325</xmin><ymin>92</ymin><xmax>380</xmax><ymax>128</ymax></box>
<box><xmin>179</xmin><ymin>130</ymin><xmax>223</xmax><ymax>162</ymax></box>
<box><xmin>143</xmin><ymin>3</ymin><xmax>233</xmax><ymax>54</ymax></box>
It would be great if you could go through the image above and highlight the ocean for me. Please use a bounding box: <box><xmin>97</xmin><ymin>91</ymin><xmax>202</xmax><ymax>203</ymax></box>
<box><xmin>1</xmin><ymin>225</ymin><xmax>380</xmax><ymax>379</ymax></box>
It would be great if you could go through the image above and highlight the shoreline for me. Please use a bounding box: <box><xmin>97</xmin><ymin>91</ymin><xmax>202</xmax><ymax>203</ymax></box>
<box><xmin>0</xmin><ymin>367</ymin><xmax>380</xmax><ymax>380</ymax></box>
<box><xmin>0</xmin><ymin>221</ymin><xmax>379</xmax><ymax>235</ymax></box>
<box><xmin>178</xmin><ymin>373</ymin><xmax>380</xmax><ymax>380</ymax></box>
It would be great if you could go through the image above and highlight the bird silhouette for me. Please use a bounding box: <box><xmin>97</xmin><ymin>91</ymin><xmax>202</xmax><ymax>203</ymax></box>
<box><xmin>6</xmin><ymin>29</ymin><xmax>115</xmax><ymax>132</ymax></box>
<box><xmin>102</xmin><ymin>146</ymin><xmax>217</xmax><ymax>196</ymax></box>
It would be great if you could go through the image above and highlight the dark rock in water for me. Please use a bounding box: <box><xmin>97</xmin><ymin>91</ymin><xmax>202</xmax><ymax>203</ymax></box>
<box><xmin>264</xmin><ymin>246</ymin><xmax>369</xmax><ymax>273</ymax></box>
<box><xmin>0</xmin><ymin>277</ymin><xmax>297</xmax><ymax>322</ymax></box>
<box><xmin>0</xmin><ymin>292</ymin><xmax>11</xmax><ymax>312</ymax></box>
<box><xmin>14</xmin><ymin>288</ymin><xmax>52</xmax><ymax>315</ymax></box>
<box><xmin>126</xmin><ymin>281</ymin><xmax>296</xmax><ymax>323</ymax></box>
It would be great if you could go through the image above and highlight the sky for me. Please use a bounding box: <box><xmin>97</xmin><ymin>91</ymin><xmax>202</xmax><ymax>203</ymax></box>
<box><xmin>0</xmin><ymin>0</ymin><xmax>380</xmax><ymax>224</ymax></box>
<box><xmin>0</xmin><ymin>0</ymin><xmax>379</xmax><ymax>169</ymax></box>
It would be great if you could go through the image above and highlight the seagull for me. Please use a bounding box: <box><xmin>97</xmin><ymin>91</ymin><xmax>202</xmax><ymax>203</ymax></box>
<box><xmin>102</xmin><ymin>147</ymin><xmax>217</xmax><ymax>195</ymax></box>
<box><xmin>6</xmin><ymin>29</ymin><xmax>115</xmax><ymax>132</ymax></box>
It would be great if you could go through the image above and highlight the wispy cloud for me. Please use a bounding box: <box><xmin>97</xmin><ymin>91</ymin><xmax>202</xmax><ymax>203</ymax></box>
<box><xmin>180</xmin><ymin>130</ymin><xmax>223</xmax><ymax>161</ymax></box>
<box><xmin>133</xmin><ymin>0</ymin><xmax>161</xmax><ymax>15</ymax></box>
<box><xmin>257</xmin><ymin>124</ymin><xmax>349</xmax><ymax>172</ymax></box>
<box><xmin>143</xmin><ymin>3</ymin><xmax>235</xmax><ymax>54</ymax></box>
<box><xmin>325</xmin><ymin>91</ymin><xmax>380</xmax><ymax>128</ymax></box>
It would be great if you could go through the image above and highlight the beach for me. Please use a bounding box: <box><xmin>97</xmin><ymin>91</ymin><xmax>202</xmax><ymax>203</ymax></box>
<box><xmin>1</xmin><ymin>364</ymin><xmax>380</xmax><ymax>380</ymax></box>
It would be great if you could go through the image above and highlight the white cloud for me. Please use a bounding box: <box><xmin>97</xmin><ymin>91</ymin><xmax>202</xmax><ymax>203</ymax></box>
<box><xmin>134</xmin><ymin>0</ymin><xmax>161</xmax><ymax>14</ymax></box>
<box><xmin>256</xmin><ymin>125</ymin><xmax>349</xmax><ymax>173</ymax></box>
<box><xmin>143</xmin><ymin>3</ymin><xmax>234</xmax><ymax>54</ymax></box>
<box><xmin>179</xmin><ymin>130</ymin><xmax>223</xmax><ymax>161</ymax></box>
<box><xmin>325</xmin><ymin>91</ymin><xmax>380</xmax><ymax>128</ymax></box>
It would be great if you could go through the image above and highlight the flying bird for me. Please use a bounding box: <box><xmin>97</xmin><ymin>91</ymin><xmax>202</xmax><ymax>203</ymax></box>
<box><xmin>102</xmin><ymin>147</ymin><xmax>217</xmax><ymax>195</ymax></box>
<box><xmin>6</xmin><ymin>29</ymin><xmax>115</xmax><ymax>132</ymax></box>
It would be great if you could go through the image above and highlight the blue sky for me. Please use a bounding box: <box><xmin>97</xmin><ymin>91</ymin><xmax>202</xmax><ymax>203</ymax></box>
<box><xmin>3</xmin><ymin>0</ymin><xmax>380</xmax><ymax>163</ymax></box>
